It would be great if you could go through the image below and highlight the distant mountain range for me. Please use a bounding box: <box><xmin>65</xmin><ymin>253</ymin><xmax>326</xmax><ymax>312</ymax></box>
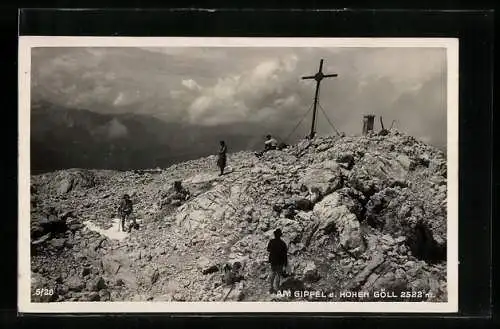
<box><xmin>30</xmin><ymin>100</ymin><xmax>277</xmax><ymax>173</ymax></box>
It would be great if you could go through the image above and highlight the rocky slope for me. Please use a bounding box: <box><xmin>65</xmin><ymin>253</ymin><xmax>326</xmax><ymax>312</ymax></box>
<box><xmin>30</xmin><ymin>130</ymin><xmax>447</xmax><ymax>303</ymax></box>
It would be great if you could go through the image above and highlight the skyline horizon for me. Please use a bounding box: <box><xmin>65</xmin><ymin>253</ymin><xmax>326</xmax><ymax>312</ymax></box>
<box><xmin>31</xmin><ymin>46</ymin><xmax>448</xmax><ymax>150</ymax></box>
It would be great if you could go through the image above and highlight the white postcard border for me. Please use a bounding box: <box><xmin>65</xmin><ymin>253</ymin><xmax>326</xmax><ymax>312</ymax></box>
<box><xmin>18</xmin><ymin>37</ymin><xmax>459</xmax><ymax>313</ymax></box>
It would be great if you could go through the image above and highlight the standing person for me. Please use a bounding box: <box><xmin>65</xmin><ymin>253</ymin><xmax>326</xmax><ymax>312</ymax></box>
<box><xmin>118</xmin><ymin>194</ymin><xmax>133</xmax><ymax>232</ymax></box>
<box><xmin>217</xmin><ymin>140</ymin><xmax>227</xmax><ymax>176</ymax></box>
<box><xmin>266</xmin><ymin>228</ymin><xmax>288</xmax><ymax>293</ymax></box>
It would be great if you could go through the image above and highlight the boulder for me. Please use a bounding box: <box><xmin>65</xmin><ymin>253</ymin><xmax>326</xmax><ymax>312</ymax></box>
<box><xmin>302</xmin><ymin>261</ymin><xmax>320</xmax><ymax>282</ymax></box>
<box><xmin>175</xmin><ymin>186</ymin><xmax>231</xmax><ymax>231</ymax></box>
<box><xmin>32</xmin><ymin>213</ymin><xmax>68</xmax><ymax>238</ymax></box>
<box><xmin>348</xmin><ymin>153</ymin><xmax>410</xmax><ymax>196</ymax></box>
<box><xmin>396</xmin><ymin>154</ymin><xmax>413</xmax><ymax>171</ymax></box>
<box><xmin>301</xmin><ymin>221</ymin><xmax>320</xmax><ymax>249</ymax></box>
<box><xmin>54</xmin><ymin>170</ymin><xmax>97</xmax><ymax>195</ymax></box>
<box><xmin>370</xmin><ymin>271</ymin><xmax>408</xmax><ymax>295</ymax></box>
<box><xmin>344</xmin><ymin>252</ymin><xmax>385</xmax><ymax>290</ymax></box>
<box><xmin>68</xmin><ymin>223</ymin><xmax>84</xmax><ymax>232</ymax></box>
<box><xmin>298</xmin><ymin>165</ymin><xmax>343</xmax><ymax>197</ymax></box>
<box><xmin>101</xmin><ymin>252</ymin><xmax>138</xmax><ymax>289</ymax></box>
<box><xmin>363</xmin><ymin>186</ymin><xmax>446</xmax><ymax>262</ymax></box>
<box><xmin>274</xmin><ymin>218</ymin><xmax>304</xmax><ymax>244</ymax></box>
<box><xmin>99</xmin><ymin>289</ymin><xmax>111</xmax><ymax>301</ymax></box>
<box><xmin>294</xmin><ymin>198</ymin><xmax>314</xmax><ymax>211</ymax></box>
<box><xmin>316</xmin><ymin>143</ymin><xmax>332</xmax><ymax>152</ymax></box>
<box><xmin>279</xmin><ymin>277</ymin><xmax>306</xmax><ymax>295</ymax></box>
<box><xmin>49</xmin><ymin>238</ymin><xmax>66</xmax><ymax>250</ymax></box>
<box><xmin>57</xmin><ymin>179</ymin><xmax>73</xmax><ymax>195</ymax></box>
<box><xmin>365</xmin><ymin>188</ymin><xmax>400</xmax><ymax>229</ymax></box>
<box><xmin>66</xmin><ymin>276</ymin><xmax>85</xmax><ymax>292</ymax></box>
<box><xmin>318</xmin><ymin>189</ymin><xmax>364</xmax><ymax>220</ymax></box>
<box><xmin>88</xmin><ymin>292</ymin><xmax>101</xmax><ymax>301</ymax></box>
<box><xmin>313</xmin><ymin>196</ymin><xmax>365</xmax><ymax>255</ymax></box>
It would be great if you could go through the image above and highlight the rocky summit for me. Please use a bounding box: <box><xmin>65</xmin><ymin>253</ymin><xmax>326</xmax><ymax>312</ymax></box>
<box><xmin>30</xmin><ymin>130</ymin><xmax>447</xmax><ymax>303</ymax></box>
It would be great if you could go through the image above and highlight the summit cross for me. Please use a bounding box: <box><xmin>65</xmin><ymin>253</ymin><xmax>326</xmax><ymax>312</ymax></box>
<box><xmin>301</xmin><ymin>59</ymin><xmax>338</xmax><ymax>139</ymax></box>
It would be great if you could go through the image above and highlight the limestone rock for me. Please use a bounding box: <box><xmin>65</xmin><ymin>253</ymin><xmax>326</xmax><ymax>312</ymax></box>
<box><xmin>302</xmin><ymin>261</ymin><xmax>320</xmax><ymax>282</ymax></box>
<box><xmin>67</xmin><ymin>276</ymin><xmax>85</xmax><ymax>292</ymax></box>
<box><xmin>313</xmin><ymin>196</ymin><xmax>365</xmax><ymax>254</ymax></box>
<box><xmin>49</xmin><ymin>238</ymin><xmax>66</xmax><ymax>250</ymax></box>
<box><xmin>30</xmin><ymin>130</ymin><xmax>447</xmax><ymax>302</ymax></box>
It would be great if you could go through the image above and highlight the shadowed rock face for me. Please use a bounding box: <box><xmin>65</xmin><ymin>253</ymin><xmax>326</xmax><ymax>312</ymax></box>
<box><xmin>407</xmin><ymin>222</ymin><xmax>446</xmax><ymax>264</ymax></box>
<box><xmin>30</xmin><ymin>130</ymin><xmax>448</xmax><ymax>303</ymax></box>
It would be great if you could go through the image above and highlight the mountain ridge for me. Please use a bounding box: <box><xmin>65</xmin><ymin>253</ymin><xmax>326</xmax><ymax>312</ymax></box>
<box><xmin>31</xmin><ymin>100</ymin><xmax>285</xmax><ymax>174</ymax></box>
<box><xmin>30</xmin><ymin>129</ymin><xmax>448</xmax><ymax>303</ymax></box>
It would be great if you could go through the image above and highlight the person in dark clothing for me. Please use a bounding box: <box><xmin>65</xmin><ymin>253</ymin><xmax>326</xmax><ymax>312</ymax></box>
<box><xmin>267</xmin><ymin>228</ymin><xmax>288</xmax><ymax>293</ymax></box>
<box><xmin>217</xmin><ymin>140</ymin><xmax>227</xmax><ymax>176</ymax></box>
<box><xmin>118</xmin><ymin>194</ymin><xmax>133</xmax><ymax>232</ymax></box>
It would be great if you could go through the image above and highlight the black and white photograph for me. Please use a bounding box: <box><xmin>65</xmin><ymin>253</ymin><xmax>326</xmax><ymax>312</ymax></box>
<box><xmin>18</xmin><ymin>37</ymin><xmax>458</xmax><ymax>313</ymax></box>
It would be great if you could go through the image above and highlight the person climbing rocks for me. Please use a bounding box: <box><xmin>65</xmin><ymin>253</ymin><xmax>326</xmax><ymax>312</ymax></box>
<box><xmin>118</xmin><ymin>194</ymin><xmax>133</xmax><ymax>232</ymax></box>
<box><xmin>255</xmin><ymin>134</ymin><xmax>279</xmax><ymax>158</ymax></box>
<box><xmin>266</xmin><ymin>228</ymin><xmax>288</xmax><ymax>294</ymax></box>
<box><xmin>217</xmin><ymin>140</ymin><xmax>227</xmax><ymax>176</ymax></box>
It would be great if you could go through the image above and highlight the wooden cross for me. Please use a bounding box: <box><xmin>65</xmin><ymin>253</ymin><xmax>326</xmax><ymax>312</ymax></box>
<box><xmin>302</xmin><ymin>59</ymin><xmax>338</xmax><ymax>139</ymax></box>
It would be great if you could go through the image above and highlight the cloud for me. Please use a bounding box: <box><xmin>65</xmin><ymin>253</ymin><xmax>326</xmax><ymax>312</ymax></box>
<box><xmin>31</xmin><ymin>46</ymin><xmax>447</xmax><ymax>148</ymax></box>
<box><xmin>184</xmin><ymin>54</ymin><xmax>302</xmax><ymax>125</ymax></box>
<box><xmin>182</xmin><ymin>79</ymin><xmax>202</xmax><ymax>91</ymax></box>
<box><xmin>113</xmin><ymin>92</ymin><xmax>126</xmax><ymax>106</ymax></box>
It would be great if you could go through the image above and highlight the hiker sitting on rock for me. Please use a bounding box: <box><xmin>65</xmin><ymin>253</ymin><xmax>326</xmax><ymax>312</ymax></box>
<box><xmin>255</xmin><ymin>134</ymin><xmax>279</xmax><ymax>158</ymax></box>
<box><xmin>267</xmin><ymin>228</ymin><xmax>288</xmax><ymax>294</ymax></box>
<box><xmin>160</xmin><ymin>181</ymin><xmax>190</xmax><ymax>208</ymax></box>
<box><xmin>118</xmin><ymin>194</ymin><xmax>134</xmax><ymax>232</ymax></box>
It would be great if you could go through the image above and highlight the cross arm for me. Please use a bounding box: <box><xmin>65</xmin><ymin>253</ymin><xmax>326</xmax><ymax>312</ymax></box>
<box><xmin>323</xmin><ymin>74</ymin><xmax>338</xmax><ymax>78</ymax></box>
<box><xmin>301</xmin><ymin>75</ymin><xmax>316</xmax><ymax>80</ymax></box>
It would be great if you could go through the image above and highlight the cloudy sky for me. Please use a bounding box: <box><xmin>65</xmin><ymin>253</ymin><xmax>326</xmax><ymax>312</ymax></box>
<box><xmin>31</xmin><ymin>46</ymin><xmax>447</xmax><ymax>148</ymax></box>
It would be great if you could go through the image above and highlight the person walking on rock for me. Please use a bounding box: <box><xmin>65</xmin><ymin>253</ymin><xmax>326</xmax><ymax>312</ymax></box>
<box><xmin>118</xmin><ymin>194</ymin><xmax>133</xmax><ymax>232</ymax></box>
<box><xmin>267</xmin><ymin>228</ymin><xmax>288</xmax><ymax>293</ymax></box>
<box><xmin>217</xmin><ymin>140</ymin><xmax>227</xmax><ymax>176</ymax></box>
